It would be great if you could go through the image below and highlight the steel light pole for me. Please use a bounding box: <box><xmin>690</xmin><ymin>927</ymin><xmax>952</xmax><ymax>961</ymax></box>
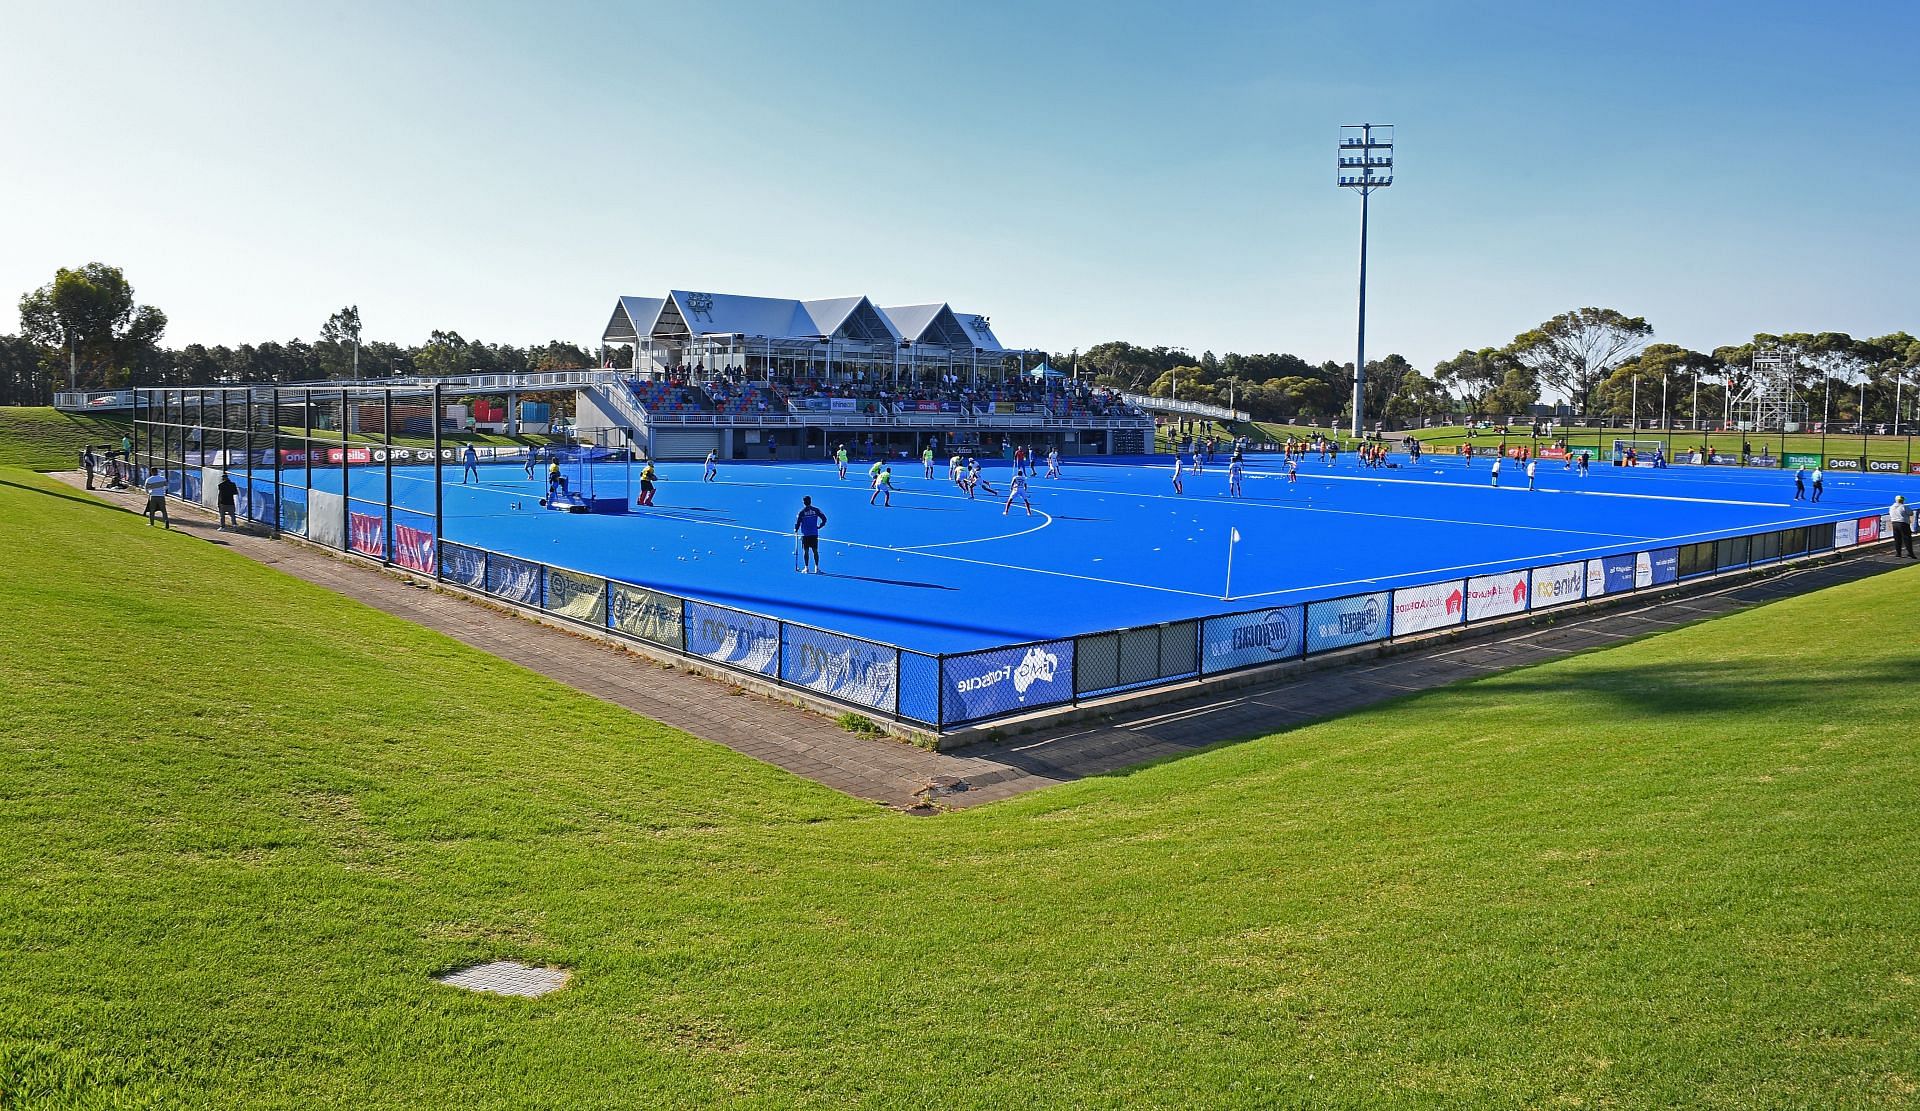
<box><xmin>1338</xmin><ymin>123</ymin><xmax>1393</xmax><ymax>438</ymax></box>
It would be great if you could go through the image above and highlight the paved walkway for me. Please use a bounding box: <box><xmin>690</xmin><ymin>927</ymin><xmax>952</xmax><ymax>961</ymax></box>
<box><xmin>53</xmin><ymin>472</ymin><xmax>1907</xmax><ymax>811</ymax></box>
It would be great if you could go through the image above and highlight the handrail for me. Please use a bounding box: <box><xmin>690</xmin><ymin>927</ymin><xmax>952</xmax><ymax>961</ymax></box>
<box><xmin>1120</xmin><ymin>392</ymin><xmax>1249</xmax><ymax>422</ymax></box>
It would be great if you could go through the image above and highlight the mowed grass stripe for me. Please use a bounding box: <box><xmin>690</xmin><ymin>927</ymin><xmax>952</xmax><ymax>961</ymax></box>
<box><xmin>1</xmin><ymin>466</ymin><xmax>1917</xmax><ymax>1109</ymax></box>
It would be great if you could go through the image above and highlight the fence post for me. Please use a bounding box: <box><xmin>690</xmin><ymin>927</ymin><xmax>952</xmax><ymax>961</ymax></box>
<box><xmin>383</xmin><ymin>389</ymin><xmax>394</xmax><ymax>563</ymax></box>
<box><xmin>432</xmin><ymin>383</ymin><xmax>444</xmax><ymax>582</ymax></box>
<box><xmin>339</xmin><ymin>387</ymin><xmax>350</xmax><ymax>550</ymax></box>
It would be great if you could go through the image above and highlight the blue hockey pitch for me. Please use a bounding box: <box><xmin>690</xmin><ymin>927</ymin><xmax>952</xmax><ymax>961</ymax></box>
<box><xmin>291</xmin><ymin>453</ymin><xmax>1914</xmax><ymax>654</ymax></box>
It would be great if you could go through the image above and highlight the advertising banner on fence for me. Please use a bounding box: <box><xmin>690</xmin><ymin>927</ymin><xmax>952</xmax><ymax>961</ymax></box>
<box><xmin>1857</xmin><ymin>515</ymin><xmax>1882</xmax><ymax>543</ymax></box>
<box><xmin>1305</xmin><ymin>592</ymin><xmax>1390</xmax><ymax>653</ymax></box>
<box><xmin>307</xmin><ymin>489</ymin><xmax>344</xmax><ymax>549</ymax></box>
<box><xmin>1784</xmin><ymin>452</ymin><xmax>1822</xmax><ymax>469</ymax></box>
<box><xmin>348</xmin><ymin>510</ymin><xmax>385</xmax><ymax>558</ymax></box>
<box><xmin>1586</xmin><ymin>554</ymin><xmax>1636</xmax><ymax>598</ymax></box>
<box><xmin>609</xmin><ymin>583</ymin><xmax>683</xmax><ymax>648</ymax></box>
<box><xmin>1834</xmin><ymin>518</ymin><xmax>1859</xmax><ymax>548</ymax></box>
<box><xmin>782</xmin><ymin>626</ymin><xmax>898</xmax><ymax>713</ymax></box>
<box><xmin>441</xmin><ymin>543</ymin><xmax>484</xmax><ymax>588</ymax></box>
<box><xmin>1391</xmin><ymin>581</ymin><xmax>1464</xmax><ymax>636</ymax></box>
<box><xmin>273</xmin><ymin>484</ymin><xmax>306</xmax><ymax>535</ymax></box>
<box><xmin>1866</xmin><ymin>459</ymin><xmax>1904</xmax><ymax>474</ymax></box>
<box><xmin>544</xmin><ymin>567</ymin><xmax>607</xmax><ymax>624</ymax></box>
<box><xmin>391</xmin><ymin>522</ymin><xmax>434</xmax><ymax>574</ymax></box>
<box><xmin>485</xmin><ymin>554</ymin><xmax>541</xmax><ymax>606</ymax></box>
<box><xmin>684</xmin><ymin>600</ymin><xmax>779</xmax><ymax>676</ymax></box>
<box><xmin>247</xmin><ymin>485</ymin><xmax>277</xmax><ymax>528</ymax></box>
<box><xmin>941</xmin><ymin>640</ymin><xmax>1074</xmax><ymax>723</ymax></box>
<box><xmin>1200</xmin><ymin>605</ymin><xmax>1305</xmax><ymax>674</ymax></box>
<box><xmin>1465</xmin><ymin>571</ymin><xmax>1529</xmax><ymax>621</ymax></box>
<box><xmin>1530</xmin><ymin>561</ymin><xmax>1585</xmax><ymax>609</ymax></box>
<box><xmin>1635</xmin><ymin>547</ymin><xmax>1679</xmax><ymax>587</ymax></box>
<box><xmin>1825</xmin><ymin>456</ymin><xmax>1864</xmax><ymax>471</ymax></box>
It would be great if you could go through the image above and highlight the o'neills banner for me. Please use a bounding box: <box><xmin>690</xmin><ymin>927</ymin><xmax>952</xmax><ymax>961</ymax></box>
<box><xmin>1466</xmin><ymin>570</ymin><xmax>1529</xmax><ymax>621</ymax></box>
<box><xmin>1857</xmin><ymin>515</ymin><xmax>1883</xmax><ymax>543</ymax></box>
<box><xmin>1530</xmin><ymin>561</ymin><xmax>1585</xmax><ymax>609</ymax></box>
<box><xmin>1391</xmin><ymin>580</ymin><xmax>1465</xmax><ymax>636</ymax></box>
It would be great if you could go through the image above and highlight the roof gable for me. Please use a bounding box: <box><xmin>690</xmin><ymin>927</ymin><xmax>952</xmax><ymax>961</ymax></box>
<box><xmin>603</xmin><ymin>296</ymin><xmax>664</xmax><ymax>342</ymax></box>
<box><xmin>951</xmin><ymin>310</ymin><xmax>1004</xmax><ymax>352</ymax></box>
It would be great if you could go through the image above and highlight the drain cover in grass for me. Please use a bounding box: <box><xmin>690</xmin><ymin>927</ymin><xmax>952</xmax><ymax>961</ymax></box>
<box><xmin>435</xmin><ymin>960</ymin><xmax>571</xmax><ymax>997</ymax></box>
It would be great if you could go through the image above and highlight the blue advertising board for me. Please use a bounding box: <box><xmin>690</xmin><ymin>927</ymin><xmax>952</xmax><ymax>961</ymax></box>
<box><xmin>684</xmin><ymin>600</ymin><xmax>779</xmax><ymax>677</ymax></box>
<box><xmin>1648</xmin><ymin>547</ymin><xmax>1678</xmax><ymax>586</ymax></box>
<box><xmin>941</xmin><ymin>639</ymin><xmax>1075</xmax><ymax>724</ymax></box>
<box><xmin>1305</xmin><ymin>592</ymin><xmax>1391</xmax><ymax>654</ymax></box>
<box><xmin>1602</xmin><ymin>553</ymin><xmax>1635</xmax><ymax>593</ymax></box>
<box><xmin>1201</xmin><ymin>605</ymin><xmax>1306</xmax><ymax>674</ymax></box>
<box><xmin>781</xmin><ymin>625</ymin><xmax>897</xmax><ymax>713</ymax></box>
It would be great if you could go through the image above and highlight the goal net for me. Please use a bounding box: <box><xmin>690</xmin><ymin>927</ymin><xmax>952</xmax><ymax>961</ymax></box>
<box><xmin>1611</xmin><ymin>439</ymin><xmax>1665</xmax><ymax>466</ymax></box>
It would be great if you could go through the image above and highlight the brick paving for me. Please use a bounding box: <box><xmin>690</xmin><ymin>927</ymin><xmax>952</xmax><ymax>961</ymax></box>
<box><xmin>53</xmin><ymin>471</ymin><xmax>1909</xmax><ymax>811</ymax></box>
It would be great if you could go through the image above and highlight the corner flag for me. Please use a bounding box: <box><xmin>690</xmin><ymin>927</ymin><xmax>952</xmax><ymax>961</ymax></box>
<box><xmin>1231</xmin><ymin>527</ymin><xmax>1241</xmax><ymax>542</ymax></box>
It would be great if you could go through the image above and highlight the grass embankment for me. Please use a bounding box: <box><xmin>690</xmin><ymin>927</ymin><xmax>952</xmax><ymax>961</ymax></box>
<box><xmin>3</xmin><ymin>467</ymin><xmax>1918</xmax><ymax>1107</ymax></box>
<box><xmin>0</xmin><ymin>406</ymin><xmax>130</xmax><ymax>471</ymax></box>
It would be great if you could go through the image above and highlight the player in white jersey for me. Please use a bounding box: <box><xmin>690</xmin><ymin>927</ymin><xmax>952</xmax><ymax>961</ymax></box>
<box><xmin>703</xmin><ymin>450</ymin><xmax>718</xmax><ymax>482</ymax></box>
<box><xmin>1172</xmin><ymin>455</ymin><xmax>1185</xmax><ymax>494</ymax></box>
<box><xmin>1004</xmin><ymin>470</ymin><xmax>1033</xmax><ymax>516</ymax></box>
<box><xmin>1047</xmin><ymin>448</ymin><xmax>1061</xmax><ymax>479</ymax></box>
<box><xmin>1228</xmin><ymin>458</ymin><xmax>1244</xmax><ymax>498</ymax></box>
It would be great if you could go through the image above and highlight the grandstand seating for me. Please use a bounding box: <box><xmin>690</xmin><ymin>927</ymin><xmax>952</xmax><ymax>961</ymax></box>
<box><xmin>708</xmin><ymin>384</ymin><xmax>789</xmax><ymax>416</ymax></box>
<box><xmin>625</xmin><ymin>379</ymin><xmax>716</xmax><ymax>414</ymax></box>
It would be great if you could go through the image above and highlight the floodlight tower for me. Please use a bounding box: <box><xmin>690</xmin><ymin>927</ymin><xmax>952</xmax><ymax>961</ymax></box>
<box><xmin>1338</xmin><ymin>123</ymin><xmax>1394</xmax><ymax>438</ymax></box>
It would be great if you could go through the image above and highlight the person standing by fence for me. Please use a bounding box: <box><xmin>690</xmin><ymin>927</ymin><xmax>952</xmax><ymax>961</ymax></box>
<box><xmin>1891</xmin><ymin>495</ymin><xmax>1915</xmax><ymax>558</ymax></box>
<box><xmin>216</xmin><ymin>473</ymin><xmax>241</xmax><ymax>531</ymax></box>
<box><xmin>142</xmin><ymin>470</ymin><xmax>170</xmax><ymax>529</ymax></box>
<box><xmin>81</xmin><ymin>446</ymin><xmax>96</xmax><ymax>490</ymax></box>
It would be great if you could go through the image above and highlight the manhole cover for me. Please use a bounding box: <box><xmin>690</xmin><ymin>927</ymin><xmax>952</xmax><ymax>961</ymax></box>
<box><xmin>435</xmin><ymin>960</ymin><xmax>571</xmax><ymax>997</ymax></box>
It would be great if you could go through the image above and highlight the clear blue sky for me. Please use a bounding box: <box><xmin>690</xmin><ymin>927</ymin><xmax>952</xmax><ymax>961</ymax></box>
<box><xmin>1</xmin><ymin>0</ymin><xmax>1914</xmax><ymax>369</ymax></box>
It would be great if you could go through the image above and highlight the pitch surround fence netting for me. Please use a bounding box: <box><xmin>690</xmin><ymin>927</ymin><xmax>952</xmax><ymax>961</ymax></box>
<box><xmin>135</xmin><ymin>389</ymin><xmax>1888</xmax><ymax>732</ymax></box>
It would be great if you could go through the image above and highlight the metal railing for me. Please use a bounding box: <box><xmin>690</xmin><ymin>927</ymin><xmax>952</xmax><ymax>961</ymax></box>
<box><xmin>54</xmin><ymin>389</ymin><xmax>136</xmax><ymax>412</ymax></box>
<box><xmin>1121</xmin><ymin>392</ymin><xmax>1250</xmax><ymax>422</ymax></box>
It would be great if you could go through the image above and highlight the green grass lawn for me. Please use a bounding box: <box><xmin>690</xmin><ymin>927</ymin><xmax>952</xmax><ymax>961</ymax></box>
<box><xmin>3</xmin><ymin>466</ymin><xmax>1919</xmax><ymax>1108</ymax></box>
<box><xmin>1408</xmin><ymin>423</ymin><xmax>1919</xmax><ymax>464</ymax></box>
<box><xmin>0</xmin><ymin>406</ymin><xmax>131</xmax><ymax>471</ymax></box>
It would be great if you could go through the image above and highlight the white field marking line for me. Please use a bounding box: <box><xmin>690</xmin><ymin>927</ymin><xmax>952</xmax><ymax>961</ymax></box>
<box><xmin>1077</xmin><ymin>457</ymin><xmax>1795</xmax><ymax>510</ymax></box>
<box><xmin>624</xmin><ymin>505</ymin><xmax>1219</xmax><ymax>600</ymax></box>
<box><xmin>1218</xmin><ymin>511</ymin><xmax>1835</xmax><ymax>602</ymax></box>
<box><xmin>996</xmin><ymin>465</ymin><xmax>1658</xmax><ymax>542</ymax></box>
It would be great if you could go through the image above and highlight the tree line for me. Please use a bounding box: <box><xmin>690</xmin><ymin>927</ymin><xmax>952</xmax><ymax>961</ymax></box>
<box><xmin>6</xmin><ymin>263</ymin><xmax>1917</xmax><ymax>428</ymax></box>
<box><xmin>1066</xmin><ymin>309</ymin><xmax>1920</xmax><ymax>428</ymax></box>
<box><xmin>0</xmin><ymin>264</ymin><xmax>597</xmax><ymax>406</ymax></box>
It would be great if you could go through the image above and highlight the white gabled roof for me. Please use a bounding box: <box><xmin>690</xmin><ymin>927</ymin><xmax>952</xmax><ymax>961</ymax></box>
<box><xmin>604</xmin><ymin>296</ymin><xmax>665</xmax><ymax>342</ymax></box>
<box><xmin>951</xmin><ymin>310</ymin><xmax>1004</xmax><ymax>352</ymax></box>
<box><xmin>603</xmin><ymin>290</ymin><xmax>1008</xmax><ymax>350</ymax></box>
<box><xmin>880</xmin><ymin>304</ymin><xmax>973</xmax><ymax>347</ymax></box>
<box><xmin>668</xmin><ymin>290</ymin><xmax>803</xmax><ymax>338</ymax></box>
